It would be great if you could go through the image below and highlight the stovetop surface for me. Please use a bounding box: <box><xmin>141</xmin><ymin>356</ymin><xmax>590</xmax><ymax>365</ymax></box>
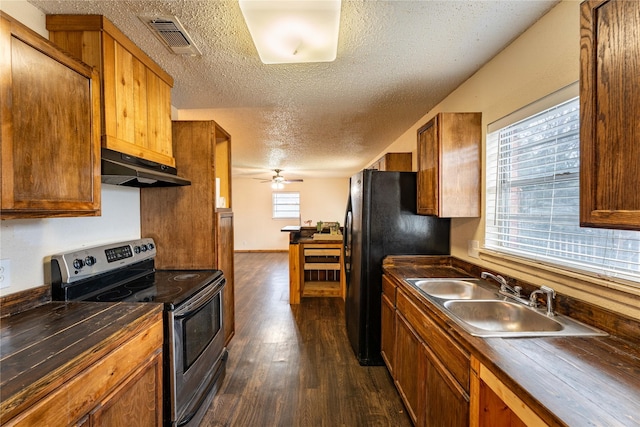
<box><xmin>88</xmin><ymin>269</ymin><xmax>224</xmax><ymax>309</ymax></box>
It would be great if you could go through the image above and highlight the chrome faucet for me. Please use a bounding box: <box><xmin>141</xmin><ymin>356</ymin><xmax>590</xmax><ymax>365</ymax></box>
<box><xmin>481</xmin><ymin>272</ymin><xmax>521</xmax><ymax>296</ymax></box>
<box><xmin>529</xmin><ymin>286</ymin><xmax>556</xmax><ymax>316</ymax></box>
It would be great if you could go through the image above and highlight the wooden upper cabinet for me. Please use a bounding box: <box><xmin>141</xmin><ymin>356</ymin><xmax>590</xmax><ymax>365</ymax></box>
<box><xmin>579</xmin><ymin>0</ymin><xmax>640</xmax><ymax>230</ymax></box>
<box><xmin>416</xmin><ymin>113</ymin><xmax>481</xmax><ymax>217</ymax></box>
<box><xmin>46</xmin><ymin>15</ymin><xmax>176</xmax><ymax>167</ymax></box>
<box><xmin>0</xmin><ymin>13</ymin><xmax>101</xmax><ymax>219</ymax></box>
<box><xmin>371</xmin><ymin>152</ymin><xmax>413</xmax><ymax>171</ymax></box>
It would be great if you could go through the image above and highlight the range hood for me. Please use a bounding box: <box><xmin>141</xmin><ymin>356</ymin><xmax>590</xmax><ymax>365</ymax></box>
<box><xmin>101</xmin><ymin>148</ymin><xmax>191</xmax><ymax>187</ymax></box>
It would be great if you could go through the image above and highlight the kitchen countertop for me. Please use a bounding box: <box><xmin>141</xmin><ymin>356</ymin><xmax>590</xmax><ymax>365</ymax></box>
<box><xmin>0</xmin><ymin>301</ymin><xmax>163</xmax><ymax>422</ymax></box>
<box><xmin>383</xmin><ymin>255</ymin><xmax>640</xmax><ymax>427</ymax></box>
<box><xmin>282</xmin><ymin>226</ymin><xmax>343</xmax><ymax>244</ymax></box>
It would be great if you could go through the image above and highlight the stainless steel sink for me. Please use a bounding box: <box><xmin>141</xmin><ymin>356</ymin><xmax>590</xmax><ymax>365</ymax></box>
<box><xmin>407</xmin><ymin>278</ymin><xmax>498</xmax><ymax>300</ymax></box>
<box><xmin>404</xmin><ymin>277</ymin><xmax>607</xmax><ymax>338</ymax></box>
<box><xmin>442</xmin><ymin>300</ymin><xmax>607</xmax><ymax>338</ymax></box>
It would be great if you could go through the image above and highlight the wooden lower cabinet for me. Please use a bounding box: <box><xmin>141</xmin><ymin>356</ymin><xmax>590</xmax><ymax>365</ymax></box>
<box><xmin>384</xmin><ymin>282</ymin><xmax>470</xmax><ymax>427</ymax></box>
<box><xmin>85</xmin><ymin>352</ymin><xmax>162</xmax><ymax>426</ymax></box>
<box><xmin>424</xmin><ymin>344</ymin><xmax>468</xmax><ymax>427</ymax></box>
<box><xmin>394</xmin><ymin>312</ymin><xmax>423</xmax><ymax>424</ymax></box>
<box><xmin>380</xmin><ymin>291</ymin><xmax>396</xmax><ymax>375</ymax></box>
<box><xmin>385</xmin><ymin>277</ymin><xmax>552</xmax><ymax>427</ymax></box>
<box><xmin>4</xmin><ymin>315</ymin><xmax>163</xmax><ymax>427</ymax></box>
<box><xmin>470</xmin><ymin>357</ymin><xmax>547</xmax><ymax>427</ymax></box>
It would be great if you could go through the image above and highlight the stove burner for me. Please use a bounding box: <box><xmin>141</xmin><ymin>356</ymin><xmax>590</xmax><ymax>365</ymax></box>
<box><xmin>155</xmin><ymin>286</ymin><xmax>184</xmax><ymax>300</ymax></box>
<box><xmin>124</xmin><ymin>281</ymin><xmax>155</xmax><ymax>291</ymax></box>
<box><xmin>95</xmin><ymin>288</ymin><xmax>133</xmax><ymax>302</ymax></box>
<box><xmin>172</xmin><ymin>273</ymin><xmax>201</xmax><ymax>281</ymax></box>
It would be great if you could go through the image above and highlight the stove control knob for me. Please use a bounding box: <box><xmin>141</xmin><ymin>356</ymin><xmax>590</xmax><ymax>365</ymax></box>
<box><xmin>134</xmin><ymin>245</ymin><xmax>141</xmax><ymax>254</ymax></box>
<box><xmin>73</xmin><ymin>258</ymin><xmax>84</xmax><ymax>270</ymax></box>
<box><xmin>147</xmin><ymin>242</ymin><xmax>155</xmax><ymax>250</ymax></box>
<box><xmin>85</xmin><ymin>256</ymin><xmax>96</xmax><ymax>267</ymax></box>
<box><xmin>140</xmin><ymin>245</ymin><xmax>148</xmax><ymax>252</ymax></box>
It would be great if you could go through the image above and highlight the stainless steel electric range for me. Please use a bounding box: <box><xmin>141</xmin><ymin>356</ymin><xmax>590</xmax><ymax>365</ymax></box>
<box><xmin>50</xmin><ymin>238</ymin><xmax>227</xmax><ymax>427</ymax></box>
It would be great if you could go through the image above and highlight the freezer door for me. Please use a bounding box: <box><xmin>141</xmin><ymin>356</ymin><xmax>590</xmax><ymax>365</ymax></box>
<box><xmin>344</xmin><ymin>171</ymin><xmax>367</xmax><ymax>363</ymax></box>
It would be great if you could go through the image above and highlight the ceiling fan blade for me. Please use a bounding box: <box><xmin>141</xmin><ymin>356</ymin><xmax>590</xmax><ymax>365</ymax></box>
<box><xmin>283</xmin><ymin>179</ymin><xmax>304</xmax><ymax>183</ymax></box>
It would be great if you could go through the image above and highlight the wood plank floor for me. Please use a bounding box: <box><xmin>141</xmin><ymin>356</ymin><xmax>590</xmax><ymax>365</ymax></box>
<box><xmin>201</xmin><ymin>252</ymin><xmax>412</xmax><ymax>426</ymax></box>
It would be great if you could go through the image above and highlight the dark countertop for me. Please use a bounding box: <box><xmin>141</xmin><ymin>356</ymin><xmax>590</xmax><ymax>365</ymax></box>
<box><xmin>282</xmin><ymin>226</ymin><xmax>343</xmax><ymax>244</ymax></box>
<box><xmin>383</xmin><ymin>256</ymin><xmax>640</xmax><ymax>427</ymax></box>
<box><xmin>0</xmin><ymin>301</ymin><xmax>163</xmax><ymax>422</ymax></box>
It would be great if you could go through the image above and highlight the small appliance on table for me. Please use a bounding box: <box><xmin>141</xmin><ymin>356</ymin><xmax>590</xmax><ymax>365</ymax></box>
<box><xmin>49</xmin><ymin>238</ymin><xmax>226</xmax><ymax>427</ymax></box>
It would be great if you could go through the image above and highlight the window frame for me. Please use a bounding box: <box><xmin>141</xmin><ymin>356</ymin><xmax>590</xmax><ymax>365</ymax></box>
<box><xmin>484</xmin><ymin>83</ymin><xmax>640</xmax><ymax>286</ymax></box>
<box><xmin>272</xmin><ymin>191</ymin><xmax>300</xmax><ymax>220</ymax></box>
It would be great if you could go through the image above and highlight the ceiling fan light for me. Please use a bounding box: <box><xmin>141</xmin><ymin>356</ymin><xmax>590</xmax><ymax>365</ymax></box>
<box><xmin>272</xmin><ymin>182</ymin><xmax>285</xmax><ymax>190</ymax></box>
<box><xmin>239</xmin><ymin>0</ymin><xmax>342</xmax><ymax>64</ymax></box>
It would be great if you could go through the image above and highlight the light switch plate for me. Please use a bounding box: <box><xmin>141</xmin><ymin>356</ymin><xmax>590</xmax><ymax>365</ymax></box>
<box><xmin>0</xmin><ymin>259</ymin><xmax>11</xmax><ymax>289</ymax></box>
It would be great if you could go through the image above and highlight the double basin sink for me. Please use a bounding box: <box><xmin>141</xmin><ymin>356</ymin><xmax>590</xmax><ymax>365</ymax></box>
<box><xmin>405</xmin><ymin>278</ymin><xmax>607</xmax><ymax>338</ymax></box>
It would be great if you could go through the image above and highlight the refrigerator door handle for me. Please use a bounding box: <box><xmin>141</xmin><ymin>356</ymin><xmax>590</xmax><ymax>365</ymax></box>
<box><xmin>343</xmin><ymin>207</ymin><xmax>353</xmax><ymax>284</ymax></box>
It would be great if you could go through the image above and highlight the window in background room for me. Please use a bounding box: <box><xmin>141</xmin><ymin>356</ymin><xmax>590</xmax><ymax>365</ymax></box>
<box><xmin>485</xmin><ymin>85</ymin><xmax>640</xmax><ymax>285</ymax></box>
<box><xmin>272</xmin><ymin>192</ymin><xmax>300</xmax><ymax>219</ymax></box>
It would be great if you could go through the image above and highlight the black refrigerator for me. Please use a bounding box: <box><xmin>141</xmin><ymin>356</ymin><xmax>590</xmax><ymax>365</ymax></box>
<box><xmin>343</xmin><ymin>169</ymin><xmax>451</xmax><ymax>365</ymax></box>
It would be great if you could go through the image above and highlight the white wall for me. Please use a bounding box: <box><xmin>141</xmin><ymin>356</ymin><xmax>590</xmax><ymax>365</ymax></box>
<box><xmin>233</xmin><ymin>177</ymin><xmax>349</xmax><ymax>251</ymax></box>
<box><xmin>0</xmin><ymin>185</ymin><xmax>141</xmax><ymax>296</ymax></box>
<box><xmin>0</xmin><ymin>1</ymin><xmax>142</xmax><ymax>296</ymax></box>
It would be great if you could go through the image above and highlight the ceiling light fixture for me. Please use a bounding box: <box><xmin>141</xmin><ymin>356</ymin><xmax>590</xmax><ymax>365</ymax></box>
<box><xmin>239</xmin><ymin>0</ymin><xmax>342</xmax><ymax>64</ymax></box>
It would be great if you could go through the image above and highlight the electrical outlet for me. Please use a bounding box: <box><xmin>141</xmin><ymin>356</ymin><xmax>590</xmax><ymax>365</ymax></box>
<box><xmin>467</xmin><ymin>240</ymin><xmax>480</xmax><ymax>259</ymax></box>
<box><xmin>0</xmin><ymin>259</ymin><xmax>10</xmax><ymax>289</ymax></box>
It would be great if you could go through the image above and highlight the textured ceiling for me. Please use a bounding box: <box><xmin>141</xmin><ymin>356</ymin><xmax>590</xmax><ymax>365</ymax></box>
<box><xmin>28</xmin><ymin>0</ymin><xmax>558</xmax><ymax>180</ymax></box>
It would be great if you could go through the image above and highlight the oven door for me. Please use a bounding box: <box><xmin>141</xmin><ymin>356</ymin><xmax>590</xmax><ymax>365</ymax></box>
<box><xmin>166</xmin><ymin>277</ymin><xmax>226</xmax><ymax>427</ymax></box>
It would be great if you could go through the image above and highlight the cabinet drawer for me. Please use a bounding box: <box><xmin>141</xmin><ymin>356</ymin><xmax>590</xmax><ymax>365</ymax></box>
<box><xmin>304</xmin><ymin>248</ymin><xmax>341</xmax><ymax>256</ymax></box>
<box><xmin>397</xmin><ymin>288</ymin><xmax>470</xmax><ymax>392</ymax></box>
<box><xmin>382</xmin><ymin>275</ymin><xmax>396</xmax><ymax>303</ymax></box>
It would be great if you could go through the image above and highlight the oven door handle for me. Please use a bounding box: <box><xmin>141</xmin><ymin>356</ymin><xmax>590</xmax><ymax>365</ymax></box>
<box><xmin>174</xmin><ymin>278</ymin><xmax>225</xmax><ymax>319</ymax></box>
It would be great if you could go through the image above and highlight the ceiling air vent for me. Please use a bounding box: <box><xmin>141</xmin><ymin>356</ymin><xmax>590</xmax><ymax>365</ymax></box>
<box><xmin>140</xmin><ymin>15</ymin><xmax>201</xmax><ymax>56</ymax></box>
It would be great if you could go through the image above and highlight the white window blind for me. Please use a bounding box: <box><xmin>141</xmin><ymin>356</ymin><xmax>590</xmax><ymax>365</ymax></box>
<box><xmin>272</xmin><ymin>192</ymin><xmax>300</xmax><ymax>219</ymax></box>
<box><xmin>486</xmin><ymin>95</ymin><xmax>640</xmax><ymax>284</ymax></box>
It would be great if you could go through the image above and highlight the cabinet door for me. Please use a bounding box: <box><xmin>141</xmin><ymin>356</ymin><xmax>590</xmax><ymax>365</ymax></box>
<box><xmin>217</xmin><ymin>211</ymin><xmax>235</xmax><ymax>345</ymax></box>
<box><xmin>381</xmin><ymin>293</ymin><xmax>396</xmax><ymax>375</ymax></box>
<box><xmin>90</xmin><ymin>352</ymin><xmax>163</xmax><ymax>427</ymax></box>
<box><xmin>579</xmin><ymin>0</ymin><xmax>640</xmax><ymax>230</ymax></box>
<box><xmin>0</xmin><ymin>13</ymin><xmax>101</xmax><ymax>219</ymax></box>
<box><xmin>141</xmin><ymin>121</ymin><xmax>216</xmax><ymax>269</ymax></box>
<box><xmin>383</xmin><ymin>153</ymin><xmax>413</xmax><ymax>172</ymax></box>
<box><xmin>470</xmin><ymin>358</ymin><xmax>546</xmax><ymax>427</ymax></box>
<box><xmin>46</xmin><ymin>15</ymin><xmax>176</xmax><ymax>168</ymax></box>
<box><xmin>394</xmin><ymin>312</ymin><xmax>425</xmax><ymax>425</ymax></box>
<box><xmin>424</xmin><ymin>344</ymin><xmax>469</xmax><ymax>427</ymax></box>
<box><xmin>416</xmin><ymin>113</ymin><xmax>481</xmax><ymax>217</ymax></box>
<box><xmin>417</xmin><ymin>117</ymin><xmax>439</xmax><ymax>216</ymax></box>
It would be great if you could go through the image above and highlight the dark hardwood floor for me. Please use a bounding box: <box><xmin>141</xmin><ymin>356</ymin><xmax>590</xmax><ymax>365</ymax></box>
<box><xmin>201</xmin><ymin>252</ymin><xmax>412</xmax><ymax>426</ymax></box>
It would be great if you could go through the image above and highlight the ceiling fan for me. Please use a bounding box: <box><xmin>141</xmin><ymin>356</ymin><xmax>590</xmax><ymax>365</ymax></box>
<box><xmin>256</xmin><ymin>169</ymin><xmax>303</xmax><ymax>188</ymax></box>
